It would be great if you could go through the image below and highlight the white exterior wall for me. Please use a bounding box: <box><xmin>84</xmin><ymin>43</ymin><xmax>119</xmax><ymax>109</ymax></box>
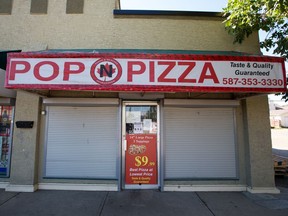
<box><xmin>281</xmin><ymin>116</ymin><xmax>288</xmax><ymax>127</ymax></box>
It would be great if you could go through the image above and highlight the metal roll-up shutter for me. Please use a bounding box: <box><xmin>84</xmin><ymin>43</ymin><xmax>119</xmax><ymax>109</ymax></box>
<box><xmin>45</xmin><ymin>106</ymin><xmax>118</xmax><ymax>179</ymax></box>
<box><xmin>164</xmin><ymin>107</ymin><xmax>237</xmax><ymax>179</ymax></box>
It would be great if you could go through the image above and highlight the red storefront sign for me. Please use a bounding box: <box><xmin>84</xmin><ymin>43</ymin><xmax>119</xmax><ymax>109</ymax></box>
<box><xmin>125</xmin><ymin>134</ymin><xmax>157</xmax><ymax>185</ymax></box>
<box><xmin>5</xmin><ymin>52</ymin><xmax>286</xmax><ymax>93</ymax></box>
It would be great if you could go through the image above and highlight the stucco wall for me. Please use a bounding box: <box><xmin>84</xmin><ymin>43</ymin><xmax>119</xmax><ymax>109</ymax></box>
<box><xmin>0</xmin><ymin>0</ymin><xmax>260</xmax><ymax>53</ymax></box>
<box><xmin>244</xmin><ymin>96</ymin><xmax>276</xmax><ymax>191</ymax></box>
<box><xmin>7</xmin><ymin>90</ymin><xmax>40</xmax><ymax>191</ymax></box>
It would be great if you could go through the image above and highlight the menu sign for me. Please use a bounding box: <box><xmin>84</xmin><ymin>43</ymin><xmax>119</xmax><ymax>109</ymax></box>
<box><xmin>125</xmin><ymin>134</ymin><xmax>157</xmax><ymax>185</ymax></box>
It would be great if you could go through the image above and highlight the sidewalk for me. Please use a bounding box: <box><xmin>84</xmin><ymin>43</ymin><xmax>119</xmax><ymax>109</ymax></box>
<box><xmin>1</xmin><ymin>187</ymin><xmax>288</xmax><ymax>216</ymax></box>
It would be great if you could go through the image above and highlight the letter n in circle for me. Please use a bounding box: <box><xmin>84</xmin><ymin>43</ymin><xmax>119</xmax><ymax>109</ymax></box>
<box><xmin>100</xmin><ymin>64</ymin><xmax>113</xmax><ymax>77</ymax></box>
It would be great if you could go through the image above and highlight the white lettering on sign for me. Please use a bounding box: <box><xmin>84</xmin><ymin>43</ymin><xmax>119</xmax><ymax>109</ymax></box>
<box><xmin>5</xmin><ymin>53</ymin><xmax>286</xmax><ymax>93</ymax></box>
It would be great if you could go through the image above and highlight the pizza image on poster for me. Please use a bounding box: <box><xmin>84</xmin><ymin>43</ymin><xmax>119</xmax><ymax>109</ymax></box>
<box><xmin>125</xmin><ymin>134</ymin><xmax>157</xmax><ymax>185</ymax></box>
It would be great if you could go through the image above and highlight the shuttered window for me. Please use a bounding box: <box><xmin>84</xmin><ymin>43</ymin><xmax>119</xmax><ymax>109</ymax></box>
<box><xmin>45</xmin><ymin>106</ymin><xmax>118</xmax><ymax>179</ymax></box>
<box><xmin>66</xmin><ymin>0</ymin><xmax>84</xmax><ymax>14</ymax></box>
<box><xmin>0</xmin><ymin>0</ymin><xmax>13</xmax><ymax>14</ymax></box>
<box><xmin>164</xmin><ymin>107</ymin><xmax>237</xmax><ymax>179</ymax></box>
<box><xmin>30</xmin><ymin>0</ymin><xmax>48</xmax><ymax>14</ymax></box>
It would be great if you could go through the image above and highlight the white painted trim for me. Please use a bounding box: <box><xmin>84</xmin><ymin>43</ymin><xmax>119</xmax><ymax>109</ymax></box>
<box><xmin>43</xmin><ymin>98</ymin><xmax>119</xmax><ymax>106</ymax></box>
<box><xmin>38</xmin><ymin>183</ymin><xmax>118</xmax><ymax>191</ymax></box>
<box><xmin>164</xmin><ymin>185</ymin><xmax>247</xmax><ymax>192</ymax></box>
<box><xmin>247</xmin><ymin>187</ymin><xmax>280</xmax><ymax>194</ymax></box>
<box><xmin>5</xmin><ymin>184</ymin><xmax>38</xmax><ymax>192</ymax></box>
<box><xmin>164</xmin><ymin>99</ymin><xmax>240</xmax><ymax>107</ymax></box>
<box><xmin>0</xmin><ymin>182</ymin><xmax>9</xmax><ymax>189</ymax></box>
<box><xmin>164</xmin><ymin>185</ymin><xmax>280</xmax><ymax>194</ymax></box>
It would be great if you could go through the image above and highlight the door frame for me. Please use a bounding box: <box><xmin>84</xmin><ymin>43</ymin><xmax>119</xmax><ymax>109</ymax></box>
<box><xmin>121</xmin><ymin>101</ymin><xmax>161</xmax><ymax>190</ymax></box>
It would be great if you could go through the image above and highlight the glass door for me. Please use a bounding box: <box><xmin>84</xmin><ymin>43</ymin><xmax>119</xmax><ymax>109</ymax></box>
<box><xmin>0</xmin><ymin>106</ymin><xmax>14</xmax><ymax>177</ymax></box>
<box><xmin>122</xmin><ymin>102</ymin><xmax>160</xmax><ymax>189</ymax></box>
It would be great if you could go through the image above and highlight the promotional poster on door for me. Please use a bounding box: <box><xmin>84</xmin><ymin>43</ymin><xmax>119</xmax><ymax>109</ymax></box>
<box><xmin>125</xmin><ymin>134</ymin><xmax>157</xmax><ymax>185</ymax></box>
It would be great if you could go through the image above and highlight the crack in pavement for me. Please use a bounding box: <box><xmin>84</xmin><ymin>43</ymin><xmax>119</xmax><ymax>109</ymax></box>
<box><xmin>195</xmin><ymin>192</ymin><xmax>216</xmax><ymax>216</ymax></box>
<box><xmin>0</xmin><ymin>192</ymin><xmax>21</xmax><ymax>207</ymax></box>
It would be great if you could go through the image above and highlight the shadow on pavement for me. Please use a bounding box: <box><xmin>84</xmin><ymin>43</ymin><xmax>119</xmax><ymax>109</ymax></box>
<box><xmin>275</xmin><ymin>176</ymin><xmax>288</xmax><ymax>188</ymax></box>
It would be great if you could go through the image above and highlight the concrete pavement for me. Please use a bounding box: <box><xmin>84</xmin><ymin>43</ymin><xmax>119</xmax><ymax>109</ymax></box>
<box><xmin>1</xmin><ymin>187</ymin><xmax>288</xmax><ymax>216</ymax></box>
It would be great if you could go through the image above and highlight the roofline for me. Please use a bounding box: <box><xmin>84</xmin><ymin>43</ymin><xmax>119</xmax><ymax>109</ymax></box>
<box><xmin>35</xmin><ymin>49</ymin><xmax>251</xmax><ymax>56</ymax></box>
<box><xmin>113</xmin><ymin>9</ymin><xmax>224</xmax><ymax>18</ymax></box>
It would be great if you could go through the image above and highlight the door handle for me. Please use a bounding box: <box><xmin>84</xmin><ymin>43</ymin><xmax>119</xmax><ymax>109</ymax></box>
<box><xmin>123</xmin><ymin>140</ymin><xmax>127</xmax><ymax>151</ymax></box>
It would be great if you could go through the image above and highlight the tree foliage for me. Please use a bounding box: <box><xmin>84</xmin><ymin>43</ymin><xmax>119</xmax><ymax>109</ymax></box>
<box><xmin>223</xmin><ymin>0</ymin><xmax>288</xmax><ymax>100</ymax></box>
<box><xmin>223</xmin><ymin>0</ymin><xmax>288</xmax><ymax>58</ymax></box>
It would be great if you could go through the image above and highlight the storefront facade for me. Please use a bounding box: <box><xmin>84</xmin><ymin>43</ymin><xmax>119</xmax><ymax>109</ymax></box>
<box><xmin>0</xmin><ymin>1</ymin><xmax>286</xmax><ymax>193</ymax></box>
<box><xmin>2</xmin><ymin>51</ymin><xmax>285</xmax><ymax>192</ymax></box>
